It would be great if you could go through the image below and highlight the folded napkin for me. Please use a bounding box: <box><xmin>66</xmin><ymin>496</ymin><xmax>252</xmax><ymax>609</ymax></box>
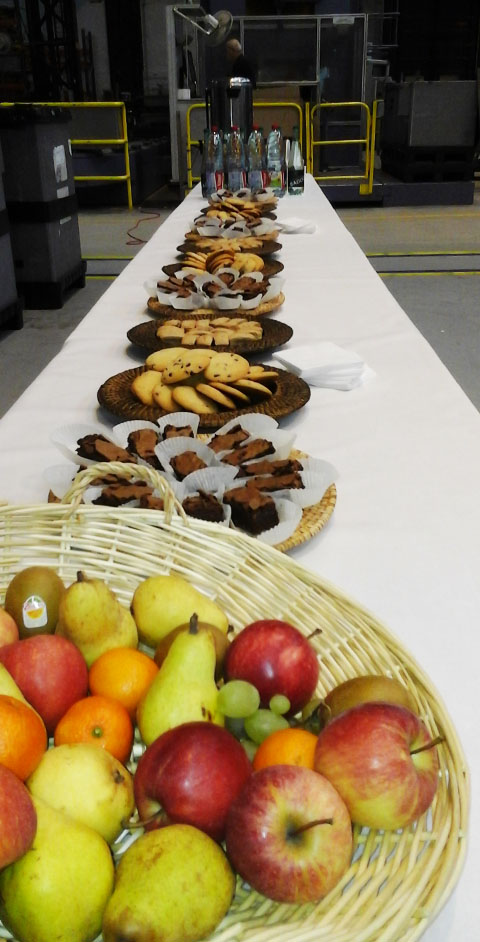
<box><xmin>278</xmin><ymin>217</ymin><xmax>317</xmax><ymax>235</ymax></box>
<box><xmin>273</xmin><ymin>342</ymin><xmax>372</xmax><ymax>390</ymax></box>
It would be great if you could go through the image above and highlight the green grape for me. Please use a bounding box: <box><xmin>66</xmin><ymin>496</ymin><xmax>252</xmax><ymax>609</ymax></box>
<box><xmin>244</xmin><ymin>709</ymin><xmax>290</xmax><ymax>745</ymax></box>
<box><xmin>225</xmin><ymin>716</ymin><xmax>245</xmax><ymax>739</ymax></box>
<box><xmin>240</xmin><ymin>739</ymin><xmax>258</xmax><ymax>762</ymax></box>
<box><xmin>269</xmin><ymin>694</ymin><xmax>291</xmax><ymax>715</ymax></box>
<box><xmin>217</xmin><ymin>680</ymin><xmax>260</xmax><ymax>719</ymax></box>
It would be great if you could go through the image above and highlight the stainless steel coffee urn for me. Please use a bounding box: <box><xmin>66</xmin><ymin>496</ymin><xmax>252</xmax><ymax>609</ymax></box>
<box><xmin>206</xmin><ymin>77</ymin><xmax>254</xmax><ymax>138</ymax></box>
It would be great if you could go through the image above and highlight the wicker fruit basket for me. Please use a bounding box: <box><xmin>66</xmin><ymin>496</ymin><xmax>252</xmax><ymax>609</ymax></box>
<box><xmin>0</xmin><ymin>472</ymin><xmax>469</xmax><ymax>942</ymax></box>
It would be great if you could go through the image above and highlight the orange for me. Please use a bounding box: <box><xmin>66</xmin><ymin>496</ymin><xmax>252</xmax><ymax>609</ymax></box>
<box><xmin>54</xmin><ymin>694</ymin><xmax>134</xmax><ymax>765</ymax></box>
<box><xmin>88</xmin><ymin>647</ymin><xmax>159</xmax><ymax>720</ymax></box>
<box><xmin>252</xmin><ymin>727</ymin><xmax>318</xmax><ymax>772</ymax></box>
<box><xmin>0</xmin><ymin>694</ymin><xmax>48</xmax><ymax>780</ymax></box>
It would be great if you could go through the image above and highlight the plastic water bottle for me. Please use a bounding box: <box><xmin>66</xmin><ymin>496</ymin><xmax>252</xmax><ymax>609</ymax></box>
<box><xmin>226</xmin><ymin>126</ymin><xmax>247</xmax><ymax>192</ymax></box>
<box><xmin>287</xmin><ymin>125</ymin><xmax>305</xmax><ymax>195</ymax></box>
<box><xmin>266</xmin><ymin>124</ymin><xmax>286</xmax><ymax>196</ymax></box>
<box><xmin>201</xmin><ymin>126</ymin><xmax>224</xmax><ymax>197</ymax></box>
<box><xmin>247</xmin><ymin>125</ymin><xmax>267</xmax><ymax>192</ymax></box>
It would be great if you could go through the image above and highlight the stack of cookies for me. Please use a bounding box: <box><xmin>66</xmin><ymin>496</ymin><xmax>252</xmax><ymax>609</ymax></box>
<box><xmin>130</xmin><ymin>349</ymin><xmax>279</xmax><ymax>416</ymax></box>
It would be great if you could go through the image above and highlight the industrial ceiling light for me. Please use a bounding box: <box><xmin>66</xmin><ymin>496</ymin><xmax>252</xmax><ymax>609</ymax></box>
<box><xmin>173</xmin><ymin>6</ymin><xmax>233</xmax><ymax>46</ymax></box>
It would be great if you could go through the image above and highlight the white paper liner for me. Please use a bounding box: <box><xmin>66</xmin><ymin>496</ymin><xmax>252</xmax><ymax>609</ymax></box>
<box><xmin>154</xmin><ymin>436</ymin><xmax>220</xmax><ymax>476</ymax></box>
<box><xmin>261</xmin><ymin>276</ymin><xmax>285</xmax><ymax>303</ymax></box>
<box><xmin>205</xmin><ymin>413</ymin><xmax>279</xmax><ymax>446</ymax></box>
<box><xmin>155</xmin><ymin>412</ymin><xmax>200</xmax><ymax>438</ymax></box>
<box><xmin>231</xmin><ymin>428</ymin><xmax>296</xmax><ymax>464</ymax></box>
<box><xmin>210</xmin><ymin>294</ymin><xmax>244</xmax><ymax>311</ymax></box>
<box><xmin>170</xmin><ymin>292</ymin><xmax>207</xmax><ymax>310</ymax></box>
<box><xmin>50</xmin><ymin>422</ymin><xmax>118</xmax><ymax>467</ymax></box>
<box><xmin>262</xmin><ymin>465</ymin><xmax>335</xmax><ymax>510</ymax></box>
<box><xmin>144</xmin><ymin>278</ymin><xmax>158</xmax><ymax>297</ymax></box>
<box><xmin>43</xmin><ymin>463</ymin><xmax>80</xmax><ymax>498</ymax></box>
<box><xmin>181</xmin><ymin>465</ymin><xmax>238</xmax><ymax>493</ymax></box>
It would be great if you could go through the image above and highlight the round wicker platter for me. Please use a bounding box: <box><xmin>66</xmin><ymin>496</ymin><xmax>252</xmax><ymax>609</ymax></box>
<box><xmin>146</xmin><ymin>292</ymin><xmax>285</xmax><ymax>319</ymax></box>
<box><xmin>0</xmin><ymin>498</ymin><xmax>469</xmax><ymax>942</ymax></box>
<box><xmin>162</xmin><ymin>259</ymin><xmax>284</xmax><ymax>278</ymax></box>
<box><xmin>177</xmin><ymin>240</ymin><xmax>283</xmax><ymax>257</ymax></box>
<box><xmin>97</xmin><ymin>365</ymin><xmax>311</xmax><ymax>431</ymax></box>
<box><xmin>127</xmin><ymin>316</ymin><xmax>293</xmax><ymax>356</ymax></box>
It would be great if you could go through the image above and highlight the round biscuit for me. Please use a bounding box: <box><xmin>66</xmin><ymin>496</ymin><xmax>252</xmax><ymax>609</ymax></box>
<box><xmin>171</xmin><ymin>385</ymin><xmax>219</xmax><ymax>414</ymax></box>
<box><xmin>153</xmin><ymin>383</ymin><xmax>177</xmax><ymax>411</ymax></box>
<box><xmin>131</xmin><ymin>370</ymin><xmax>164</xmax><ymax>406</ymax></box>
<box><xmin>161</xmin><ymin>349</ymin><xmax>213</xmax><ymax>384</ymax></box>
<box><xmin>195</xmin><ymin>383</ymin><xmax>236</xmax><ymax>408</ymax></box>
<box><xmin>233</xmin><ymin>378</ymin><xmax>273</xmax><ymax>396</ymax></box>
<box><xmin>204</xmin><ymin>352</ymin><xmax>250</xmax><ymax>383</ymax></box>
<box><xmin>145</xmin><ymin>347</ymin><xmax>187</xmax><ymax>371</ymax></box>
<box><xmin>209</xmin><ymin>381</ymin><xmax>251</xmax><ymax>402</ymax></box>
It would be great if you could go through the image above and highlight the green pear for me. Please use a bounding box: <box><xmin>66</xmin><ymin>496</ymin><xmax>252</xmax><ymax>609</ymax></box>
<box><xmin>56</xmin><ymin>572</ymin><xmax>138</xmax><ymax>667</ymax></box>
<box><xmin>4</xmin><ymin>565</ymin><xmax>65</xmax><ymax>638</ymax></box>
<box><xmin>0</xmin><ymin>796</ymin><xmax>115</xmax><ymax>942</ymax></box>
<box><xmin>102</xmin><ymin>824</ymin><xmax>235</xmax><ymax>942</ymax></box>
<box><xmin>0</xmin><ymin>661</ymin><xmax>31</xmax><ymax>706</ymax></box>
<box><xmin>131</xmin><ymin>573</ymin><xmax>229</xmax><ymax>648</ymax></box>
<box><xmin>137</xmin><ymin>617</ymin><xmax>224</xmax><ymax>745</ymax></box>
<box><xmin>27</xmin><ymin>743</ymin><xmax>135</xmax><ymax>844</ymax></box>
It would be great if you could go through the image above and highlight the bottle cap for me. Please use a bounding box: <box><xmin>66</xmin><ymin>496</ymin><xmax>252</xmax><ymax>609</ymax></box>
<box><xmin>231</xmin><ymin>125</ymin><xmax>239</xmax><ymax>131</ymax></box>
<box><xmin>211</xmin><ymin>124</ymin><xmax>219</xmax><ymax>131</ymax></box>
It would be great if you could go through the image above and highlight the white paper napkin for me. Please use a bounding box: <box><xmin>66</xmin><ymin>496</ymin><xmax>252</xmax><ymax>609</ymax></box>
<box><xmin>278</xmin><ymin>217</ymin><xmax>317</xmax><ymax>235</ymax></box>
<box><xmin>273</xmin><ymin>342</ymin><xmax>372</xmax><ymax>390</ymax></box>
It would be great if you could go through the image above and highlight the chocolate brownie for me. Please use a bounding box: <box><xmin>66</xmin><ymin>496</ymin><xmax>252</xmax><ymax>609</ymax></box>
<box><xmin>163</xmin><ymin>424</ymin><xmax>195</xmax><ymax>439</ymax></box>
<box><xmin>221</xmin><ymin>438</ymin><xmax>275</xmax><ymax>467</ymax></box>
<box><xmin>247</xmin><ymin>472</ymin><xmax>304</xmax><ymax>492</ymax></box>
<box><xmin>138</xmin><ymin>494</ymin><xmax>165</xmax><ymax>510</ymax></box>
<box><xmin>127</xmin><ymin>428</ymin><xmax>162</xmax><ymax>469</ymax></box>
<box><xmin>76</xmin><ymin>434</ymin><xmax>136</xmax><ymax>464</ymax></box>
<box><xmin>208</xmin><ymin>425</ymin><xmax>250</xmax><ymax>454</ymax></box>
<box><xmin>182</xmin><ymin>491</ymin><xmax>224</xmax><ymax>522</ymax></box>
<box><xmin>223</xmin><ymin>485</ymin><xmax>279</xmax><ymax>535</ymax></box>
<box><xmin>170</xmin><ymin>451</ymin><xmax>207</xmax><ymax>481</ymax></box>
<box><xmin>92</xmin><ymin>482</ymin><xmax>153</xmax><ymax>506</ymax></box>
<box><xmin>238</xmin><ymin>458</ymin><xmax>304</xmax><ymax>478</ymax></box>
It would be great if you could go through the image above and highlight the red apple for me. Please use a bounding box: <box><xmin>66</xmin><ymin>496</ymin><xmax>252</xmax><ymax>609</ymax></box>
<box><xmin>0</xmin><ymin>607</ymin><xmax>19</xmax><ymax>647</ymax></box>
<box><xmin>134</xmin><ymin>721</ymin><xmax>252</xmax><ymax>843</ymax></box>
<box><xmin>224</xmin><ymin>619</ymin><xmax>319</xmax><ymax>716</ymax></box>
<box><xmin>0</xmin><ymin>635</ymin><xmax>89</xmax><ymax>734</ymax></box>
<box><xmin>225</xmin><ymin>764</ymin><xmax>353</xmax><ymax>902</ymax></box>
<box><xmin>0</xmin><ymin>764</ymin><xmax>37</xmax><ymax>868</ymax></box>
<box><xmin>314</xmin><ymin>701</ymin><xmax>440</xmax><ymax>830</ymax></box>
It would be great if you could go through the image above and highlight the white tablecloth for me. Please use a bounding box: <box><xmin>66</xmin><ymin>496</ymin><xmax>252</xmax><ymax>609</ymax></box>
<box><xmin>1</xmin><ymin>176</ymin><xmax>478</xmax><ymax>941</ymax></box>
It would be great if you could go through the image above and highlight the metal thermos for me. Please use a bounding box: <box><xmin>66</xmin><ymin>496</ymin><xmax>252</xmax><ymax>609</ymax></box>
<box><xmin>206</xmin><ymin>77</ymin><xmax>254</xmax><ymax>141</ymax></box>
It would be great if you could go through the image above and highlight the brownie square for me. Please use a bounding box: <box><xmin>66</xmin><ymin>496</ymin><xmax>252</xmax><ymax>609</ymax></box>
<box><xmin>170</xmin><ymin>451</ymin><xmax>207</xmax><ymax>481</ymax></box>
<box><xmin>221</xmin><ymin>438</ymin><xmax>275</xmax><ymax>467</ymax></box>
<box><xmin>182</xmin><ymin>491</ymin><xmax>224</xmax><ymax>523</ymax></box>
<box><xmin>223</xmin><ymin>485</ymin><xmax>279</xmax><ymax>535</ymax></box>
<box><xmin>127</xmin><ymin>428</ymin><xmax>162</xmax><ymax>469</ymax></box>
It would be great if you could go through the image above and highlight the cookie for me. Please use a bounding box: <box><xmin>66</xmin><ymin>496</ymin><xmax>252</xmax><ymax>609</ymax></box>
<box><xmin>131</xmin><ymin>370</ymin><xmax>163</xmax><ymax>405</ymax></box>
<box><xmin>162</xmin><ymin>349</ymin><xmax>215</xmax><ymax>384</ymax></box>
<box><xmin>171</xmin><ymin>385</ymin><xmax>219</xmax><ymax>414</ymax></box>
<box><xmin>234</xmin><ymin>378</ymin><xmax>273</xmax><ymax>396</ymax></box>
<box><xmin>246</xmin><ymin>366</ymin><xmax>279</xmax><ymax>380</ymax></box>
<box><xmin>145</xmin><ymin>347</ymin><xmax>188</xmax><ymax>372</ymax></box>
<box><xmin>210</xmin><ymin>382</ymin><xmax>251</xmax><ymax>402</ymax></box>
<box><xmin>196</xmin><ymin>383</ymin><xmax>236</xmax><ymax>409</ymax></box>
<box><xmin>152</xmin><ymin>383</ymin><xmax>177</xmax><ymax>412</ymax></box>
<box><xmin>204</xmin><ymin>352</ymin><xmax>250</xmax><ymax>383</ymax></box>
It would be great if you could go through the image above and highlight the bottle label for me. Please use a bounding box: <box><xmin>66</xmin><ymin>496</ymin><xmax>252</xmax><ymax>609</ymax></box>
<box><xmin>22</xmin><ymin>595</ymin><xmax>48</xmax><ymax>630</ymax></box>
<box><xmin>228</xmin><ymin>170</ymin><xmax>247</xmax><ymax>192</ymax></box>
<box><xmin>288</xmin><ymin>168</ymin><xmax>305</xmax><ymax>193</ymax></box>
<box><xmin>214</xmin><ymin>170</ymin><xmax>224</xmax><ymax>191</ymax></box>
<box><xmin>268</xmin><ymin>168</ymin><xmax>285</xmax><ymax>192</ymax></box>
<box><xmin>248</xmin><ymin>170</ymin><xmax>269</xmax><ymax>191</ymax></box>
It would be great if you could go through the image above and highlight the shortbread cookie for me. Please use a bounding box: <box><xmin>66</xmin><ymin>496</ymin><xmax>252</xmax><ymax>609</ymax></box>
<box><xmin>171</xmin><ymin>385</ymin><xmax>219</xmax><ymax>414</ymax></box>
<box><xmin>246</xmin><ymin>366</ymin><xmax>279</xmax><ymax>380</ymax></box>
<box><xmin>209</xmin><ymin>382</ymin><xmax>251</xmax><ymax>402</ymax></box>
<box><xmin>131</xmin><ymin>370</ymin><xmax>163</xmax><ymax>405</ymax></box>
<box><xmin>204</xmin><ymin>352</ymin><xmax>250</xmax><ymax>383</ymax></box>
<box><xmin>234</xmin><ymin>378</ymin><xmax>273</xmax><ymax>396</ymax></box>
<box><xmin>152</xmin><ymin>383</ymin><xmax>177</xmax><ymax>412</ymax></box>
<box><xmin>196</xmin><ymin>383</ymin><xmax>236</xmax><ymax>409</ymax></box>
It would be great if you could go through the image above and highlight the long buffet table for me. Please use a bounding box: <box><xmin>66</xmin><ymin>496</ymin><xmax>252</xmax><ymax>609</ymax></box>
<box><xmin>1</xmin><ymin>174</ymin><xmax>479</xmax><ymax>940</ymax></box>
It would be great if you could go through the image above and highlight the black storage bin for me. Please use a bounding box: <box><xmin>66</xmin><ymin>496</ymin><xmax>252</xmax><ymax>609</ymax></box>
<box><xmin>0</xmin><ymin>105</ymin><xmax>85</xmax><ymax>309</ymax></box>
<box><xmin>0</xmin><ymin>139</ymin><xmax>23</xmax><ymax>329</ymax></box>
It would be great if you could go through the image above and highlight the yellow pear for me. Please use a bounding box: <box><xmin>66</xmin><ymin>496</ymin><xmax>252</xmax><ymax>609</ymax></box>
<box><xmin>131</xmin><ymin>573</ymin><xmax>229</xmax><ymax>648</ymax></box>
<box><xmin>0</xmin><ymin>796</ymin><xmax>115</xmax><ymax>942</ymax></box>
<box><xmin>137</xmin><ymin>618</ymin><xmax>223</xmax><ymax>745</ymax></box>
<box><xmin>56</xmin><ymin>572</ymin><xmax>138</xmax><ymax>668</ymax></box>
<box><xmin>102</xmin><ymin>825</ymin><xmax>235</xmax><ymax>942</ymax></box>
<box><xmin>0</xmin><ymin>661</ymin><xmax>32</xmax><ymax>706</ymax></box>
<box><xmin>27</xmin><ymin>743</ymin><xmax>135</xmax><ymax>844</ymax></box>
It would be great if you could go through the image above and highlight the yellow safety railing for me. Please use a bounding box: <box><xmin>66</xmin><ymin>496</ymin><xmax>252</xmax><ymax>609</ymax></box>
<box><xmin>308</xmin><ymin>100</ymin><xmax>378</xmax><ymax>195</ymax></box>
<box><xmin>185</xmin><ymin>101</ymin><xmax>306</xmax><ymax>191</ymax></box>
<box><xmin>0</xmin><ymin>101</ymin><xmax>132</xmax><ymax>209</ymax></box>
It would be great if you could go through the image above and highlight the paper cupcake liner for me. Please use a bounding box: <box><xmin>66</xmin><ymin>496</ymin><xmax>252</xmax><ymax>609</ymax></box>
<box><xmin>50</xmin><ymin>422</ymin><xmax>117</xmax><ymax>467</ymax></box>
<box><xmin>43</xmin><ymin>463</ymin><xmax>80</xmax><ymax>499</ymax></box>
<box><xmin>155</xmin><ymin>412</ymin><xmax>200</xmax><ymax>438</ymax></box>
<box><xmin>111</xmin><ymin>419</ymin><xmax>162</xmax><ymax>450</ymax></box>
<box><xmin>181</xmin><ymin>465</ymin><xmax>238</xmax><ymax>494</ymax></box>
<box><xmin>226</xmin><ymin>488</ymin><xmax>302</xmax><ymax>545</ymax></box>
<box><xmin>262</xmin><ymin>276</ymin><xmax>285</xmax><ymax>303</ymax></box>
<box><xmin>215</xmin><ymin>428</ymin><xmax>296</xmax><ymax>464</ymax></box>
<box><xmin>205</xmin><ymin>414</ymin><xmax>279</xmax><ymax>445</ymax></box>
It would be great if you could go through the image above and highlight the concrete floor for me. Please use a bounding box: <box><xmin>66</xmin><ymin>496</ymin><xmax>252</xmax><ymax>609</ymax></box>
<box><xmin>1</xmin><ymin>189</ymin><xmax>479</xmax><ymax>418</ymax></box>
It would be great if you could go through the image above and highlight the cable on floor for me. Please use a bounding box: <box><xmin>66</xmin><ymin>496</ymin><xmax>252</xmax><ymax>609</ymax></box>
<box><xmin>126</xmin><ymin>209</ymin><xmax>164</xmax><ymax>246</ymax></box>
